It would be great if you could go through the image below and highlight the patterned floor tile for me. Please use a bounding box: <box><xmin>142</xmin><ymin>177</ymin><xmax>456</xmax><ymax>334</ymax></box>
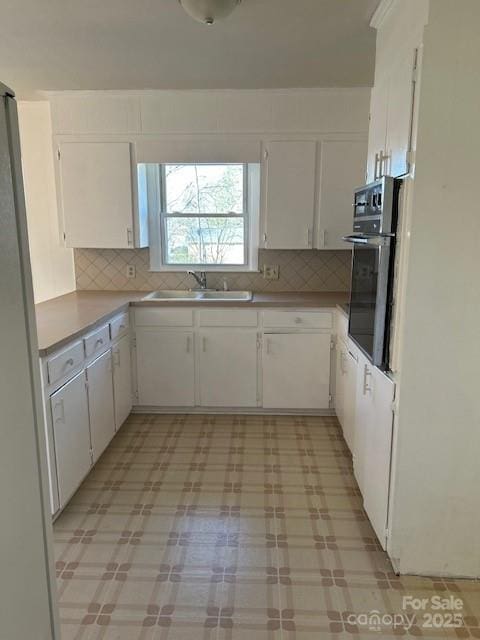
<box><xmin>54</xmin><ymin>413</ymin><xmax>479</xmax><ymax>640</ymax></box>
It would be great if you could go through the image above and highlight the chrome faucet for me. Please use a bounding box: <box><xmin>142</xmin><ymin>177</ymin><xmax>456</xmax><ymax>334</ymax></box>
<box><xmin>187</xmin><ymin>270</ymin><xmax>208</xmax><ymax>290</ymax></box>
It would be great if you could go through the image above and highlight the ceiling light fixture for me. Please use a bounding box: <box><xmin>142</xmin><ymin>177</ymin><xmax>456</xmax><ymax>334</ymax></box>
<box><xmin>178</xmin><ymin>0</ymin><xmax>241</xmax><ymax>25</ymax></box>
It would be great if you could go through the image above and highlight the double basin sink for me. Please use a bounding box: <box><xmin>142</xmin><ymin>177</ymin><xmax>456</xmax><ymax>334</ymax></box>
<box><xmin>143</xmin><ymin>290</ymin><xmax>253</xmax><ymax>302</ymax></box>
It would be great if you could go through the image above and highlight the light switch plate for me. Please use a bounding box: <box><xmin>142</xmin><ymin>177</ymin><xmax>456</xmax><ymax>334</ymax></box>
<box><xmin>263</xmin><ymin>264</ymin><xmax>279</xmax><ymax>280</ymax></box>
<box><xmin>126</xmin><ymin>265</ymin><xmax>136</xmax><ymax>278</ymax></box>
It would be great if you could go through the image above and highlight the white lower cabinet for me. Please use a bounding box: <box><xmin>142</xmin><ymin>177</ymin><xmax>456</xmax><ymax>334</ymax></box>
<box><xmin>353</xmin><ymin>350</ymin><xmax>395</xmax><ymax>549</ymax></box>
<box><xmin>335</xmin><ymin>338</ymin><xmax>358</xmax><ymax>452</ymax></box>
<box><xmin>136</xmin><ymin>329</ymin><xmax>195</xmax><ymax>406</ymax></box>
<box><xmin>50</xmin><ymin>371</ymin><xmax>91</xmax><ymax>507</ymax></box>
<box><xmin>262</xmin><ymin>333</ymin><xmax>331</xmax><ymax>409</ymax></box>
<box><xmin>86</xmin><ymin>350</ymin><xmax>116</xmax><ymax>463</ymax></box>
<box><xmin>198</xmin><ymin>329</ymin><xmax>258</xmax><ymax>407</ymax></box>
<box><xmin>112</xmin><ymin>334</ymin><xmax>132</xmax><ymax>429</ymax></box>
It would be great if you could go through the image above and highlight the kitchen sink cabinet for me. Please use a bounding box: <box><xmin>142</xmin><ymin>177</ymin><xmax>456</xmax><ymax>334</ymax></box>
<box><xmin>86</xmin><ymin>350</ymin><xmax>116</xmax><ymax>463</ymax></box>
<box><xmin>135</xmin><ymin>329</ymin><xmax>195</xmax><ymax>407</ymax></box>
<box><xmin>50</xmin><ymin>371</ymin><xmax>91</xmax><ymax>507</ymax></box>
<box><xmin>198</xmin><ymin>329</ymin><xmax>259</xmax><ymax>407</ymax></box>
<box><xmin>262</xmin><ymin>332</ymin><xmax>331</xmax><ymax>409</ymax></box>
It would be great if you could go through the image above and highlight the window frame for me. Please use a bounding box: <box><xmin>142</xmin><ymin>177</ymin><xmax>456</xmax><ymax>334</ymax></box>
<box><xmin>153</xmin><ymin>162</ymin><xmax>259</xmax><ymax>272</ymax></box>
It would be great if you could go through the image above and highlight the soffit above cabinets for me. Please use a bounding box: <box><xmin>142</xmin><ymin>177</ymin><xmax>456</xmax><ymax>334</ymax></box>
<box><xmin>48</xmin><ymin>89</ymin><xmax>371</xmax><ymax>136</ymax></box>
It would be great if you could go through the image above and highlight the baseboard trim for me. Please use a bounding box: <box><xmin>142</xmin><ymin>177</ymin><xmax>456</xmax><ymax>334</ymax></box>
<box><xmin>132</xmin><ymin>406</ymin><xmax>336</xmax><ymax>417</ymax></box>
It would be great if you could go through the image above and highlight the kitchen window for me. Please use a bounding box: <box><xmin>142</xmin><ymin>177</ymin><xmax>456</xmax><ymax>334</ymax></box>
<box><xmin>141</xmin><ymin>162</ymin><xmax>260</xmax><ymax>272</ymax></box>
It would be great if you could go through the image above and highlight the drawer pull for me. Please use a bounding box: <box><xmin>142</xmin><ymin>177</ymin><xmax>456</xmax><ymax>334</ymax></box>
<box><xmin>95</xmin><ymin>338</ymin><xmax>104</xmax><ymax>346</ymax></box>
<box><xmin>63</xmin><ymin>358</ymin><xmax>74</xmax><ymax>369</ymax></box>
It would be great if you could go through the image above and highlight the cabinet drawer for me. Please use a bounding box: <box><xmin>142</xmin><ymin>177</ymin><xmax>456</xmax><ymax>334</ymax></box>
<box><xmin>198</xmin><ymin>309</ymin><xmax>258</xmax><ymax>327</ymax></box>
<box><xmin>110</xmin><ymin>312</ymin><xmax>130</xmax><ymax>341</ymax></box>
<box><xmin>263</xmin><ymin>310</ymin><xmax>333</xmax><ymax>329</ymax></box>
<box><xmin>84</xmin><ymin>325</ymin><xmax>110</xmax><ymax>358</ymax></box>
<box><xmin>135</xmin><ymin>308</ymin><xmax>194</xmax><ymax>327</ymax></box>
<box><xmin>47</xmin><ymin>341</ymin><xmax>84</xmax><ymax>386</ymax></box>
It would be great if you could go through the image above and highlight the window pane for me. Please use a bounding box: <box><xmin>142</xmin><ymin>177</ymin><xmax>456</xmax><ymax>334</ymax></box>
<box><xmin>165</xmin><ymin>164</ymin><xmax>244</xmax><ymax>214</ymax></box>
<box><xmin>165</xmin><ymin>217</ymin><xmax>245</xmax><ymax>265</ymax></box>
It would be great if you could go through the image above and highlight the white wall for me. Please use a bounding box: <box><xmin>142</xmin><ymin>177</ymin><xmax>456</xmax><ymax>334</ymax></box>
<box><xmin>18</xmin><ymin>101</ymin><xmax>75</xmax><ymax>303</ymax></box>
<box><xmin>388</xmin><ymin>0</ymin><xmax>480</xmax><ymax>578</ymax></box>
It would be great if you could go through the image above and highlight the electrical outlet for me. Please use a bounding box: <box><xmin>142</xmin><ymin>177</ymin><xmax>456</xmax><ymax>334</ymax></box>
<box><xmin>263</xmin><ymin>264</ymin><xmax>279</xmax><ymax>280</ymax></box>
<box><xmin>126</xmin><ymin>265</ymin><xmax>136</xmax><ymax>279</ymax></box>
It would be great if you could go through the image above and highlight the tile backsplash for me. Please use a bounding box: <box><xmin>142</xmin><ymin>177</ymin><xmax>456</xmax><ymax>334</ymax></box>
<box><xmin>74</xmin><ymin>248</ymin><xmax>351</xmax><ymax>292</ymax></box>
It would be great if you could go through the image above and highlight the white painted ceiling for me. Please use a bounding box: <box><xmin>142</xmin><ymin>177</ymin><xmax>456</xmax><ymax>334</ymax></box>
<box><xmin>0</xmin><ymin>0</ymin><xmax>379</xmax><ymax>98</ymax></box>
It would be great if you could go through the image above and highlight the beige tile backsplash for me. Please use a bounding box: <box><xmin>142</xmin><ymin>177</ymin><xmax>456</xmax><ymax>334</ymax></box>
<box><xmin>74</xmin><ymin>248</ymin><xmax>351</xmax><ymax>292</ymax></box>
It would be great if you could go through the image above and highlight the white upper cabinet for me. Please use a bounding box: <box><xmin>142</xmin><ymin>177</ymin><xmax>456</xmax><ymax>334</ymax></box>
<box><xmin>317</xmin><ymin>140</ymin><xmax>367</xmax><ymax>249</ymax></box>
<box><xmin>58</xmin><ymin>141</ymin><xmax>146</xmax><ymax>249</ymax></box>
<box><xmin>366</xmin><ymin>82</ymin><xmax>389</xmax><ymax>183</ymax></box>
<box><xmin>367</xmin><ymin>0</ymin><xmax>427</xmax><ymax>181</ymax></box>
<box><xmin>263</xmin><ymin>140</ymin><xmax>317</xmax><ymax>249</ymax></box>
<box><xmin>384</xmin><ymin>47</ymin><xmax>419</xmax><ymax>178</ymax></box>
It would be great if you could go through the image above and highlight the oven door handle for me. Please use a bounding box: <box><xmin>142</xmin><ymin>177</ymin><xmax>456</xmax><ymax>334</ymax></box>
<box><xmin>342</xmin><ymin>234</ymin><xmax>392</xmax><ymax>247</ymax></box>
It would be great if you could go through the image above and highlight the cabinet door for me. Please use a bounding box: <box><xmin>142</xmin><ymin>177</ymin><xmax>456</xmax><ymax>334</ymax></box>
<box><xmin>385</xmin><ymin>48</ymin><xmax>417</xmax><ymax>177</ymax></box>
<box><xmin>136</xmin><ymin>329</ymin><xmax>195</xmax><ymax>406</ymax></box>
<box><xmin>352</xmin><ymin>352</ymin><xmax>373</xmax><ymax>494</ymax></box>
<box><xmin>86</xmin><ymin>350</ymin><xmax>115</xmax><ymax>463</ymax></box>
<box><xmin>317</xmin><ymin>140</ymin><xmax>367</xmax><ymax>249</ymax></box>
<box><xmin>363</xmin><ymin>369</ymin><xmax>395</xmax><ymax>549</ymax></box>
<box><xmin>366</xmin><ymin>82</ymin><xmax>389</xmax><ymax>183</ymax></box>
<box><xmin>264</xmin><ymin>141</ymin><xmax>316</xmax><ymax>249</ymax></box>
<box><xmin>342</xmin><ymin>348</ymin><xmax>358</xmax><ymax>454</ymax></box>
<box><xmin>59</xmin><ymin>142</ymin><xmax>134</xmax><ymax>248</ymax></box>
<box><xmin>112</xmin><ymin>334</ymin><xmax>132</xmax><ymax>430</ymax></box>
<box><xmin>50</xmin><ymin>372</ymin><xmax>91</xmax><ymax>506</ymax></box>
<box><xmin>262</xmin><ymin>333</ymin><xmax>331</xmax><ymax>409</ymax></box>
<box><xmin>199</xmin><ymin>330</ymin><xmax>258</xmax><ymax>407</ymax></box>
<box><xmin>335</xmin><ymin>342</ymin><xmax>346</xmax><ymax>428</ymax></box>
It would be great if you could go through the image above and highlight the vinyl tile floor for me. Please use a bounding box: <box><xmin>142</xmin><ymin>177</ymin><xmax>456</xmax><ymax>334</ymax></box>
<box><xmin>53</xmin><ymin>414</ymin><xmax>479</xmax><ymax>639</ymax></box>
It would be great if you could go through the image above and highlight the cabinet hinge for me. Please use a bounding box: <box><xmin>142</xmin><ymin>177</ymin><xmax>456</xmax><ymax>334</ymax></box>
<box><xmin>264</xmin><ymin>149</ymin><xmax>269</xmax><ymax>160</ymax></box>
<box><xmin>132</xmin><ymin>336</ymin><xmax>137</xmax><ymax>348</ymax></box>
<box><xmin>330</xmin><ymin>339</ymin><xmax>335</xmax><ymax>350</ymax></box>
<box><xmin>256</xmin><ymin>337</ymin><xmax>262</xmax><ymax>350</ymax></box>
<box><xmin>84</xmin><ymin>380</ymin><xmax>89</xmax><ymax>390</ymax></box>
<box><xmin>57</xmin><ymin>148</ymin><xmax>60</xmax><ymax>160</ymax></box>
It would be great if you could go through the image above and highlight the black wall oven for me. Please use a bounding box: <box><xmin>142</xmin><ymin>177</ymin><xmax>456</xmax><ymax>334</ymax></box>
<box><xmin>343</xmin><ymin>177</ymin><xmax>401</xmax><ymax>370</ymax></box>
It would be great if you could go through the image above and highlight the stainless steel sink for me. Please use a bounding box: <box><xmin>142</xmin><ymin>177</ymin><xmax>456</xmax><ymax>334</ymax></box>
<box><xmin>143</xmin><ymin>290</ymin><xmax>199</xmax><ymax>300</ymax></box>
<box><xmin>199</xmin><ymin>291</ymin><xmax>252</xmax><ymax>301</ymax></box>
<box><xmin>142</xmin><ymin>290</ymin><xmax>252</xmax><ymax>302</ymax></box>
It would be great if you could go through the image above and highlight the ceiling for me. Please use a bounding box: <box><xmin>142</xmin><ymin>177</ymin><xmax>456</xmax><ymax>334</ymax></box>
<box><xmin>0</xmin><ymin>0</ymin><xmax>379</xmax><ymax>98</ymax></box>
